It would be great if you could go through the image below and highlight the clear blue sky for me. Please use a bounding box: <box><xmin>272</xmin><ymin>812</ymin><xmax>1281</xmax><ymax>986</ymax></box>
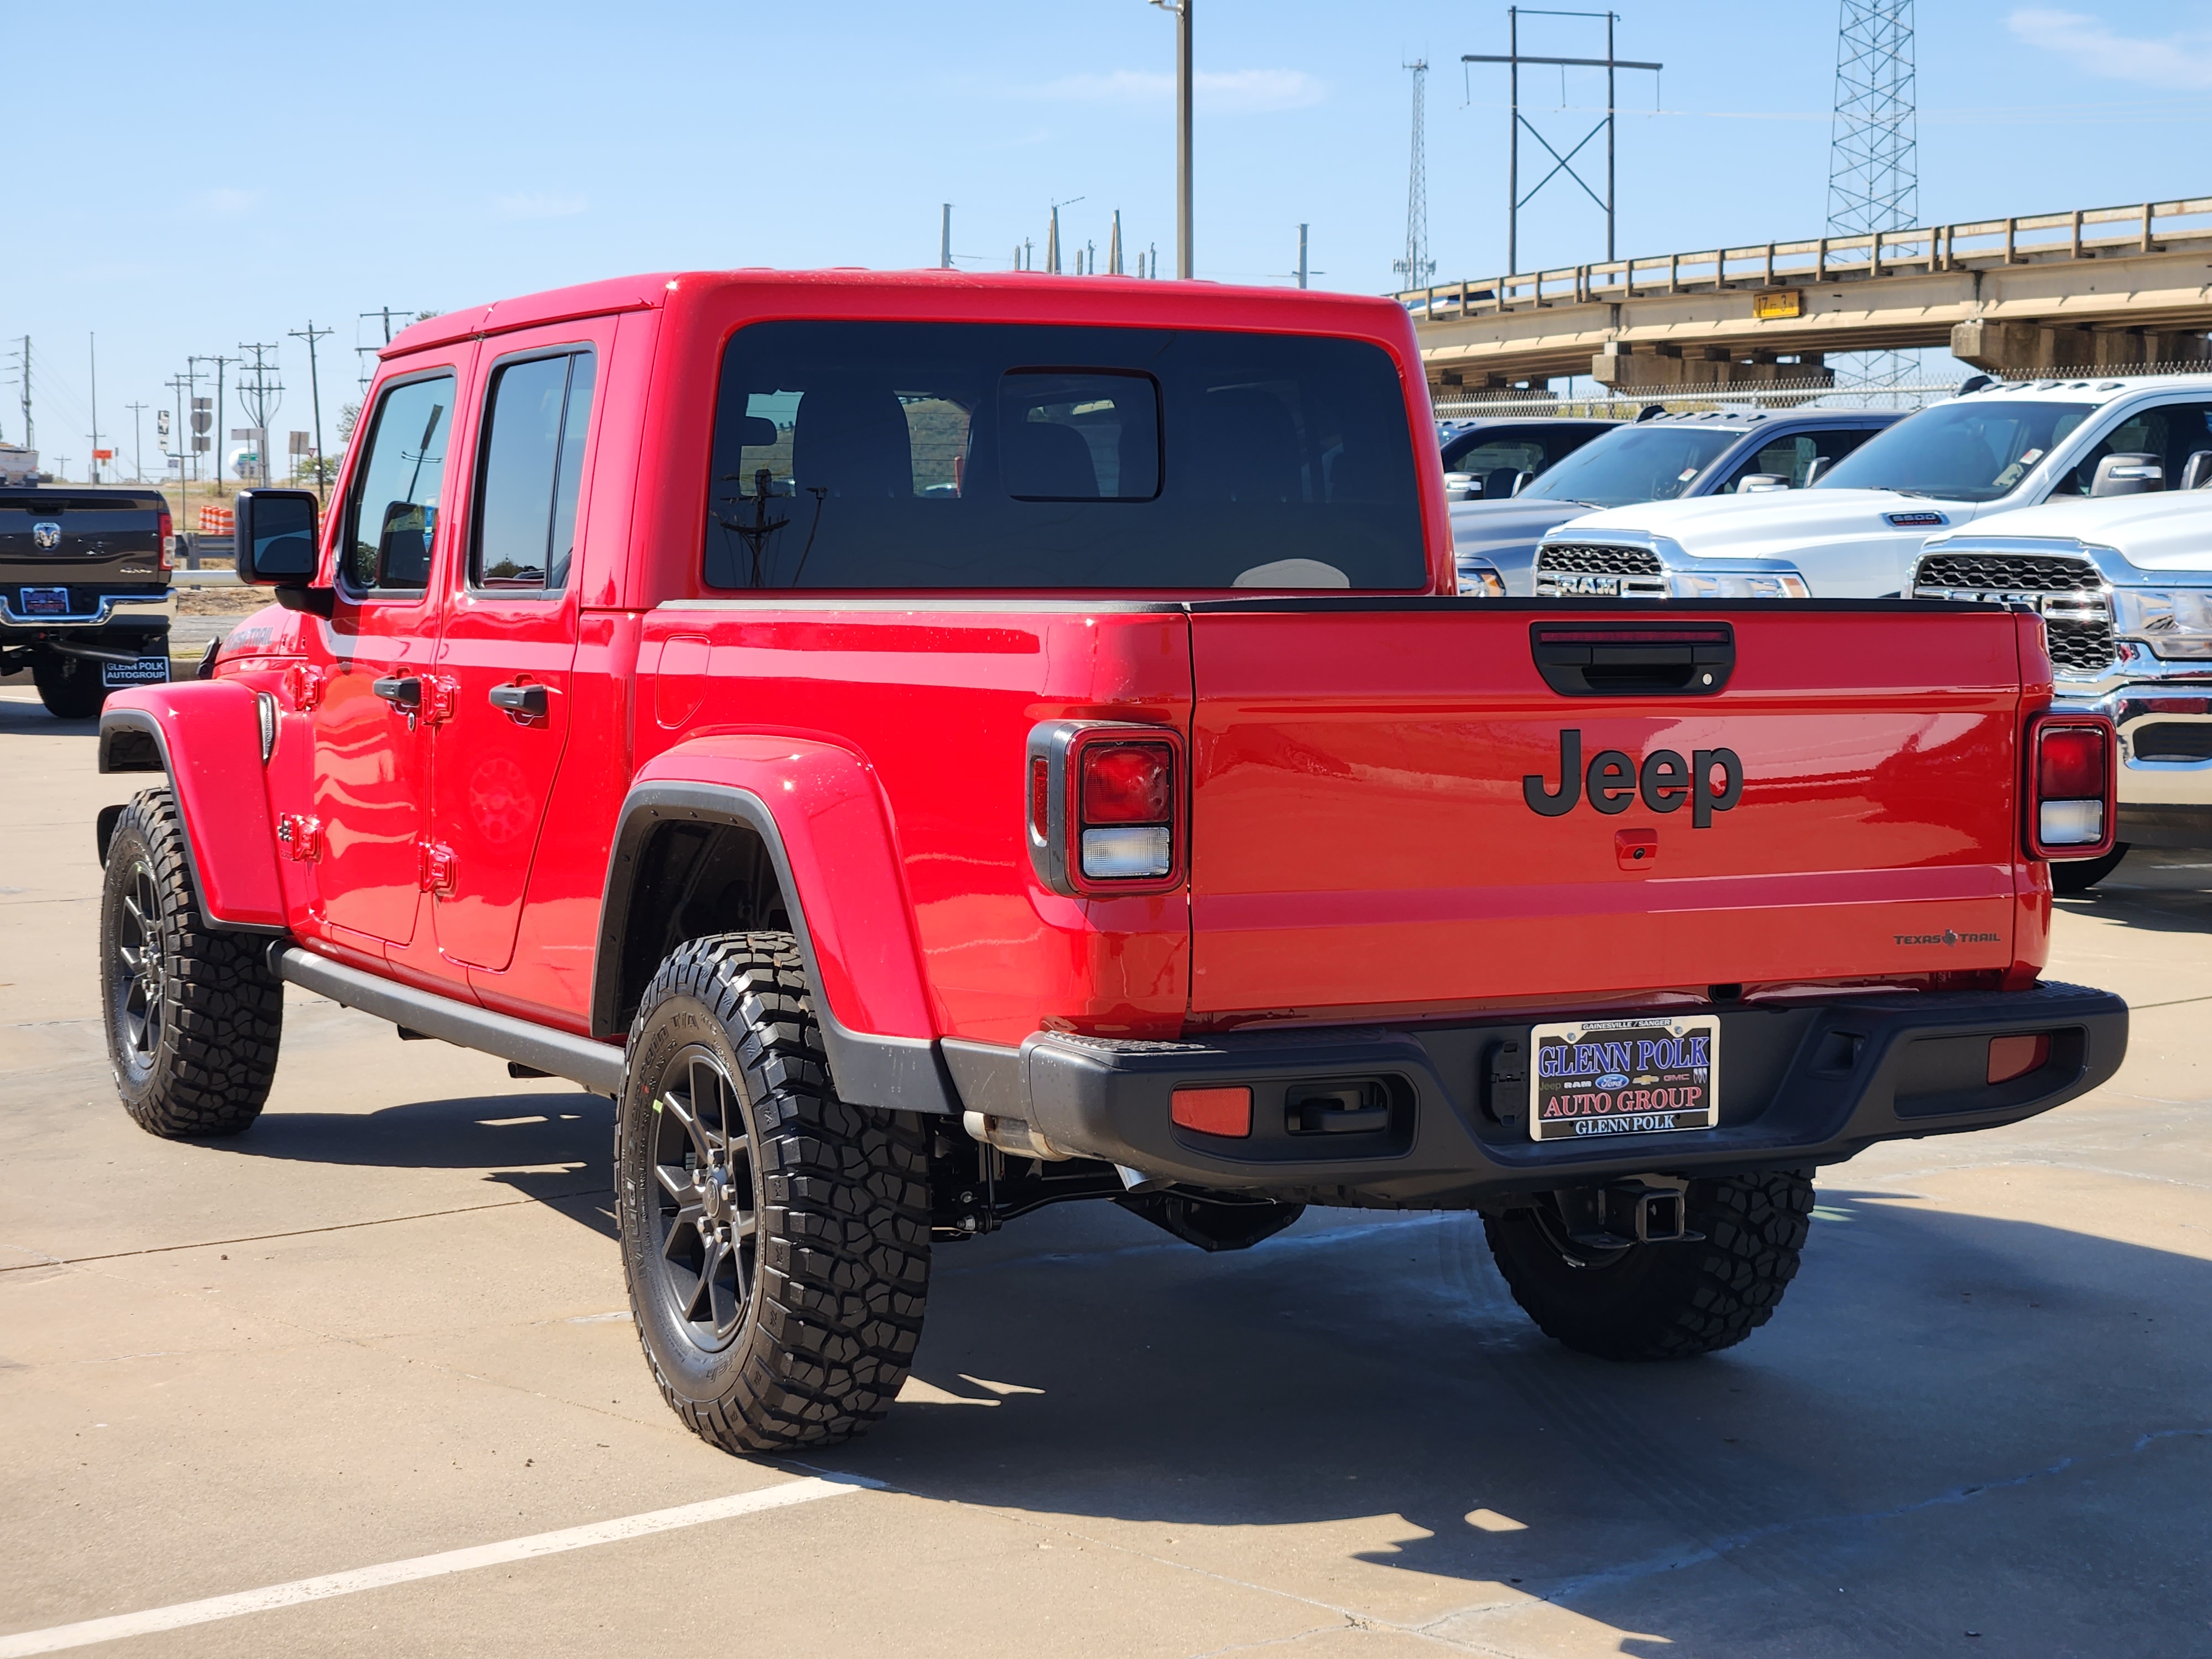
<box><xmin>8</xmin><ymin>1</ymin><xmax>2212</xmax><ymax>478</ymax></box>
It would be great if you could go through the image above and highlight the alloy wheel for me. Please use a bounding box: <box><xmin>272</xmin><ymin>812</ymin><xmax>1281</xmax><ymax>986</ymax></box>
<box><xmin>646</xmin><ymin>1051</ymin><xmax>760</xmax><ymax>1352</ymax></box>
<box><xmin>112</xmin><ymin>859</ymin><xmax>166</xmax><ymax>1070</ymax></box>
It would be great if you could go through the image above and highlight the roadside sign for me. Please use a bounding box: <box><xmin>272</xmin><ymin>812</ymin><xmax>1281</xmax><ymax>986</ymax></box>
<box><xmin>156</xmin><ymin>409</ymin><xmax>171</xmax><ymax>448</ymax></box>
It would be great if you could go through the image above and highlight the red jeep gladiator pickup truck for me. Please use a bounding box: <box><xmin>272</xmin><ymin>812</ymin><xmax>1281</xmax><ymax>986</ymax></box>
<box><xmin>92</xmin><ymin>270</ymin><xmax>2127</xmax><ymax>1454</ymax></box>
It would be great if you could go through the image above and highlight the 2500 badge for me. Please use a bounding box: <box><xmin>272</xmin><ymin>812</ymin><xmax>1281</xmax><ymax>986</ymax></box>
<box><xmin>1524</xmin><ymin>729</ymin><xmax>1743</xmax><ymax>826</ymax></box>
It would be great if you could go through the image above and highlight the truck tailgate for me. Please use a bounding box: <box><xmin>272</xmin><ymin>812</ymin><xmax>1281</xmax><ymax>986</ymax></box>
<box><xmin>1187</xmin><ymin>603</ymin><xmax>2030</xmax><ymax>1015</ymax></box>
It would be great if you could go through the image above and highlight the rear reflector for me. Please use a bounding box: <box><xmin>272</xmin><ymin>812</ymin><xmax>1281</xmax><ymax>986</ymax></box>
<box><xmin>1030</xmin><ymin>757</ymin><xmax>1051</xmax><ymax>839</ymax></box>
<box><xmin>1987</xmin><ymin>1033</ymin><xmax>2051</xmax><ymax>1084</ymax></box>
<box><xmin>1171</xmin><ymin>1086</ymin><xmax>1252</xmax><ymax>1138</ymax></box>
<box><xmin>1081</xmin><ymin>825</ymin><xmax>1171</xmax><ymax>879</ymax></box>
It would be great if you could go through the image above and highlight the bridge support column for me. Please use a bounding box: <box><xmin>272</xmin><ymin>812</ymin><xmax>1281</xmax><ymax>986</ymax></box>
<box><xmin>1952</xmin><ymin>319</ymin><xmax>2212</xmax><ymax>373</ymax></box>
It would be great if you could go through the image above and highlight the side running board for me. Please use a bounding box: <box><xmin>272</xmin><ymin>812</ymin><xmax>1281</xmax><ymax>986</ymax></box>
<box><xmin>269</xmin><ymin>945</ymin><xmax>627</xmax><ymax>1095</ymax></box>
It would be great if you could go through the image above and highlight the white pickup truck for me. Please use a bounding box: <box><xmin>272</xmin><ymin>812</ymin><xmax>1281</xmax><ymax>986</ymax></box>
<box><xmin>1913</xmin><ymin>489</ymin><xmax>2212</xmax><ymax>887</ymax></box>
<box><xmin>1530</xmin><ymin>373</ymin><xmax>2212</xmax><ymax>599</ymax></box>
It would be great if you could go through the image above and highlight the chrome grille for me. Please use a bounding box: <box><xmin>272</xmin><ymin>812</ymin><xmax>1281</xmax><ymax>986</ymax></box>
<box><xmin>1913</xmin><ymin>549</ymin><xmax>2115</xmax><ymax>679</ymax></box>
<box><xmin>2045</xmin><ymin>619</ymin><xmax>2117</xmax><ymax>676</ymax></box>
<box><xmin>1538</xmin><ymin>543</ymin><xmax>1663</xmax><ymax>576</ymax></box>
<box><xmin>1914</xmin><ymin>551</ymin><xmax>2101</xmax><ymax>593</ymax></box>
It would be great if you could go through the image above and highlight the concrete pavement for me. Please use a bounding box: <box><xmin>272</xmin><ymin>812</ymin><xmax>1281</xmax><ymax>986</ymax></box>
<box><xmin>2</xmin><ymin>680</ymin><xmax>2208</xmax><ymax>1658</ymax></box>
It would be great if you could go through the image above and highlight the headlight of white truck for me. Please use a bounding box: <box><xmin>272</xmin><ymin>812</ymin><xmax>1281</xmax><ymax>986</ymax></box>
<box><xmin>1675</xmin><ymin>571</ymin><xmax>1813</xmax><ymax>600</ymax></box>
<box><xmin>2112</xmin><ymin>587</ymin><xmax>2212</xmax><ymax>658</ymax></box>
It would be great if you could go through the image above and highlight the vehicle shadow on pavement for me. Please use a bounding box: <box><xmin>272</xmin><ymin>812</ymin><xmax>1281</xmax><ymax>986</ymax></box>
<box><xmin>831</xmin><ymin>1191</ymin><xmax>2212</xmax><ymax>1657</ymax></box>
<box><xmin>217</xmin><ymin>1092</ymin><xmax>617</xmax><ymax>1238</ymax></box>
<box><xmin>2054</xmin><ymin>848</ymin><xmax>2212</xmax><ymax>938</ymax></box>
<box><xmin>0</xmin><ymin>689</ymin><xmax>96</xmax><ymax>738</ymax></box>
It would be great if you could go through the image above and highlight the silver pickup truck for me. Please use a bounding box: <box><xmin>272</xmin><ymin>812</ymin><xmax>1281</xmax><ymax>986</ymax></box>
<box><xmin>1913</xmin><ymin>489</ymin><xmax>2212</xmax><ymax>888</ymax></box>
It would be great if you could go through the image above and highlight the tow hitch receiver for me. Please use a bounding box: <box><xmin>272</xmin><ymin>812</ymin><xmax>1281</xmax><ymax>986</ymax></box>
<box><xmin>1552</xmin><ymin>1176</ymin><xmax>1701</xmax><ymax>1249</ymax></box>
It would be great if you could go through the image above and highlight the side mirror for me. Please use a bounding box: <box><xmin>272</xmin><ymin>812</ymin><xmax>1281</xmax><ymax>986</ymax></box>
<box><xmin>1803</xmin><ymin>455</ymin><xmax>1835</xmax><ymax>488</ymax></box>
<box><xmin>2090</xmin><ymin>452</ymin><xmax>2164</xmax><ymax>497</ymax></box>
<box><xmin>1739</xmin><ymin>473</ymin><xmax>1792</xmax><ymax>493</ymax></box>
<box><xmin>234</xmin><ymin>488</ymin><xmax>334</xmax><ymax>618</ymax></box>
<box><xmin>1442</xmin><ymin>471</ymin><xmax>1480</xmax><ymax>500</ymax></box>
<box><xmin>1509</xmin><ymin>469</ymin><xmax>1533</xmax><ymax>498</ymax></box>
<box><xmin>234</xmin><ymin>489</ymin><xmax>320</xmax><ymax>583</ymax></box>
<box><xmin>2180</xmin><ymin>450</ymin><xmax>2212</xmax><ymax>492</ymax></box>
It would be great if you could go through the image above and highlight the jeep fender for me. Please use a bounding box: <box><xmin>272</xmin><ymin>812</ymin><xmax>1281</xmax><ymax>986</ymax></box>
<box><xmin>593</xmin><ymin>737</ymin><xmax>955</xmax><ymax>1114</ymax></box>
<box><xmin>97</xmin><ymin>681</ymin><xmax>286</xmax><ymax>932</ymax></box>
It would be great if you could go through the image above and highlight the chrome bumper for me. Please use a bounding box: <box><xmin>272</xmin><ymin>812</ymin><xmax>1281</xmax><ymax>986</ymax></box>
<box><xmin>0</xmin><ymin>591</ymin><xmax>174</xmax><ymax>629</ymax></box>
<box><xmin>2058</xmin><ymin>647</ymin><xmax>2212</xmax><ymax>811</ymax></box>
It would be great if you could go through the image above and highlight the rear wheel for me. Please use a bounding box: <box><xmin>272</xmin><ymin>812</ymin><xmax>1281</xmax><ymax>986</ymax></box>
<box><xmin>33</xmin><ymin>654</ymin><xmax>106</xmax><ymax>719</ymax></box>
<box><xmin>99</xmin><ymin>789</ymin><xmax>284</xmax><ymax>1137</ymax></box>
<box><xmin>2051</xmin><ymin>843</ymin><xmax>2129</xmax><ymax>895</ymax></box>
<box><xmin>1484</xmin><ymin>1168</ymin><xmax>1814</xmax><ymax>1360</ymax></box>
<box><xmin>617</xmin><ymin>932</ymin><xmax>930</xmax><ymax>1453</ymax></box>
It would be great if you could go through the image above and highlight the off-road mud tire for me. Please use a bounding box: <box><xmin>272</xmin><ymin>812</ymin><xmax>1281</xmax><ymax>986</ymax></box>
<box><xmin>33</xmin><ymin>654</ymin><xmax>108</xmax><ymax>719</ymax></box>
<box><xmin>617</xmin><ymin>932</ymin><xmax>930</xmax><ymax>1453</ymax></box>
<box><xmin>1484</xmin><ymin>1168</ymin><xmax>1814</xmax><ymax>1360</ymax></box>
<box><xmin>2051</xmin><ymin>843</ymin><xmax>2129</xmax><ymax>896</ymax></box>
<box><xmin>99</xmin><ymin>788</ymin><xmax>283</xmax><ymax>1137</ymax></box>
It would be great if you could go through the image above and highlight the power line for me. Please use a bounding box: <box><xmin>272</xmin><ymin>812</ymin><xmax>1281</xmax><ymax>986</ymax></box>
<box><xmin>289</xmin><ymin>320</ymin><xmax>335</xmax><ymax>500</ymax></box>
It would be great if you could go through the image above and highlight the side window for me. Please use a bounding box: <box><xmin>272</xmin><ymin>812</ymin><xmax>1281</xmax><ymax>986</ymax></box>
<box><xmin>1720</xmin><ymin>427</ymin><xmax>1880</xmax><ymax>492</ymax></box>
<box><xmin>469</xmin><ymin>350</ymin><xmax>597</xmax><ymax>592</ymax></box>
<box><xmin>343</xmin><ymin>374</ymin><xmax>455</xmax><ymax>592</ymax></box>
<box><xmin>2052</xmin><ymin>403</ymin><xmax>2212</xmax><ymax>496</ymax></box>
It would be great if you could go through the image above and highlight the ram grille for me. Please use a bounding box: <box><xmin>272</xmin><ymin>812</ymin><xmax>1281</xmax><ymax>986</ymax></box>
<box><xmin>1538</xmin><ymin>543</ymin><xmax>1664</xmax><ymax>577</ymax></box>
<box><xmin>1913</xmin><ymin>550</ymin><xmax>2115</xmax><ymax>679</ymax></box>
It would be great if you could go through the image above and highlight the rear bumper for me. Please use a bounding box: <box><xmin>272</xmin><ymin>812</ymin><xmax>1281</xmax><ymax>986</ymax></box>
<box><xmin>968</xmin><ymin>982</ymin><xmax>2127</xmax><ymax>1207</ymax></box>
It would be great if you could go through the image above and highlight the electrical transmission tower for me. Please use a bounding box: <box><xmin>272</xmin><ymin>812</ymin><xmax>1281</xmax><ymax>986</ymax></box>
<box><xmin>1826</xmin><ymin>0</ymin><xmax>1917</xmax><ymax>399</ymax></box>
<box><xmin>1393</xmin><ymin>59</ymin><xmax>1436</xmax><ymax>291</ymax></box>
<box><xmin>236</xmin><ymin>343</ymin><xmax>285</xmax><ymax>486</ymax></box>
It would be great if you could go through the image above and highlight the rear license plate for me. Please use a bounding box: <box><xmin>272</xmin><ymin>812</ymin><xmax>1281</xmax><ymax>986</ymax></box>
<box><xmin>102</xmin><ymin>654</ymin><xmax>170</xmax><ymax>688</ymax></box>
<box><xmin>19</xmin><ymin>586</ymin><xmax>70</xmax><ymax>617</ymax></box>
<box><xmin>1528</xmin><ymin>1014</ymin><xmax>1720</xmax><ymax>1142</ymax></box>
<box><xmin>1546</xmin><ymin>573</ymin><xmax>1620</xmax><ymax>597</ymax></box>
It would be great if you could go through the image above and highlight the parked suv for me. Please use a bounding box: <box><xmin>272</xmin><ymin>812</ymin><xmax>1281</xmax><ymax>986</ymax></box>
<box><xmin>1534</xmin><ymin>373</ymin><xmax>2212</xmax><ymax>599</ymax></box>
<box><xmin>1454</xmin><ymin>410</ymin><xmax>1896</xmax><ymax>597</ymax></box>
<box><xmin>1914</xmin><ymin>487</ymin><xmax>2212</xmax><ymax>890</ymax></box>
<box><xmin>91</xmin><ymin>271</ymin><xmax>2125</xmax><ymax>1454</ymax></box>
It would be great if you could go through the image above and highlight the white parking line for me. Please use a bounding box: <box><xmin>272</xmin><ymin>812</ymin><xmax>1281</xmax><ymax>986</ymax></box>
<box><xmin>0</xmin><ymin>1474</ymin><xmax>879</xmax><ymax>1656</ymax></box>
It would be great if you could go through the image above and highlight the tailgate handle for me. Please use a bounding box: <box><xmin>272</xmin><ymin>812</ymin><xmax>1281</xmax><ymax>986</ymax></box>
<box><xmin>1530</xmin><ymin>622</ymin><xmax>1734</xmax><ymax>697</ymax></box>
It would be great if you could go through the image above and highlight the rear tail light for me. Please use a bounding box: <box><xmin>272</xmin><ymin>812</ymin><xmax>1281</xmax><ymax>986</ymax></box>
<box><xmin>1025</xmin><ymin>722</ymin><xmax>1186</xmax><ymax>896</ymax></box>
<box><xmin>2026</xmin><ymin>714</ymin><xmax>2116</xmax><ymax>859</ymax></box>
<box><xmin>158</xmin><ymin>509</ymin><xmax>175</xmax><ymax>571</ymax></box>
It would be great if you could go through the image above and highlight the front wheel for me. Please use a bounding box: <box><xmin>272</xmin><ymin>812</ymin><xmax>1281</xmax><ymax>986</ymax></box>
<box><xmin>1484</xmin><ymin>1168</ymin><xmax>1814</xmax><ymax>1360</ymax></box>
<box><xmin>100</xmin><ymin>789</ymin><xmax>284</xmax><ymax>1136</ymax></box>
<box><xmin>617</xmin><ymin>932</ymin><xmax>930</xmax><ymax>1453</ymax></box>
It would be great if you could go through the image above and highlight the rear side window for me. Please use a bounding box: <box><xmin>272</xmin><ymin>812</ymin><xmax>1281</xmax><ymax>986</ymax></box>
<box><xmin>704</xmin><ymin>322</ymin><xmax>1423</xmax><ymax>589</ymax></box>
<box><xmin>343</xmin><ymin>374</ymin><xmax>455</xmax><ymax>593</ymax></box>
<box><xmin>470</xmin><ymin>349</ymin><xmax>597</xmax><ymax>591</ymax></box>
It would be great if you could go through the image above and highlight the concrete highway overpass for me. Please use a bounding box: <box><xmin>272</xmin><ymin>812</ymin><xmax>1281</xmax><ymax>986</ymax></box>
<box><xmin>1404</xmin><ymin>196</ymin><xmax>2212</xmax><ymax>397</ymax></box>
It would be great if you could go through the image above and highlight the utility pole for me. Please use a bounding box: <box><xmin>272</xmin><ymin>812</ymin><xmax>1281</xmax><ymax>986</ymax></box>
<box><xmin>196</xmin><ymin>353</ymin><xmax>238</xmax><ymax>489</ymax></box>
<box><xmin>1150</xmin><ymin>0</ymin><xmax>1193</xmax><ymax>276</ymax></box>
<box><xmin>289</xmin><ymin>320</ymin><xmax>335</xmax><ymax>501</ymax></box>
<box><xmin>940</xmin><ymin>204</ymin><xmax>952</xmax><ymax>270</ymax></box>
<box><xmin>236</xmin><ymin>343</ymin><xmax>284</xmax><ymax>487</ymax></box>
<box><xmin>87</xmin><ymin>333</ymin><xmax>101</xmax><ymax>483</ymax></box>
<box><xmin>356</xmin><ymin>306</ymin><xmax>414</xmax><ymax>392</ymax></box>
<box><xmin>180</xmin><ymin>359</ymin><xmax>200</xmax><ymax>488</ymax></box>
<box><xmin>1297</xmin><ymin>224</ymin><xmax>1310</xmax><ymax>289</ymax></box>
<box><xmin>1464</xmin><ymin>9</ymin><xmax>1661</xmax><ymax>273</ymax></box>
<box><xmin>15</xmin><ymin>335</ymin><xmax>32</xmax><ymax>450</ymax></box>
<box><xmin>165</xmin><ymin>374</ymin><xmax>188</xmax><ymax>504</ymax></box>
<box><xmin>1110</xmin><ymin>210</ymin><xmax>1124</xmax><ymax>275</ymax></box>
<box><xmin>125</xmin><ymin>401</ymin><xmax>148</xmax><ymax>482</ymax></box>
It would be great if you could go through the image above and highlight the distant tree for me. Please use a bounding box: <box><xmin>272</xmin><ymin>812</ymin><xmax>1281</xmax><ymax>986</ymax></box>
<box><xmin>336</xmin><ymin>400</ymin><xmax>360</xmax><ymax>446</ymax></box>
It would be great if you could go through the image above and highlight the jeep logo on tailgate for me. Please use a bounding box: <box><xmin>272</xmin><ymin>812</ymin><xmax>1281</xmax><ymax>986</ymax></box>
<box><xmin>1524</xmin><ymin>729</ymin><xmax>1743</xmax><ymax>826</ymax></box>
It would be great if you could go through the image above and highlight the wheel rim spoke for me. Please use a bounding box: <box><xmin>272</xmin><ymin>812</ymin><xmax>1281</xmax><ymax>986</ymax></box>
<box><xmin>642</xmin><ymin>1046</ymin><xmax>760</xmax><ymax>1351</ymax></box>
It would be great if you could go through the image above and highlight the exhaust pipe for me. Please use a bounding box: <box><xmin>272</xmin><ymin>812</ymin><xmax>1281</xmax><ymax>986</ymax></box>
<box><xmin>962</xmin><ymin>1110</ymin><xmax>1073</xmax><ymax>1161</ymax></box>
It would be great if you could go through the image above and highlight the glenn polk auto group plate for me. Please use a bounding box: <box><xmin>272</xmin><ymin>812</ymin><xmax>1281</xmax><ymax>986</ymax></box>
<box><xmin>1527</xmin><ymin>1014</ymin><xmax>1720</xmax><ymax>1142</ymax></box>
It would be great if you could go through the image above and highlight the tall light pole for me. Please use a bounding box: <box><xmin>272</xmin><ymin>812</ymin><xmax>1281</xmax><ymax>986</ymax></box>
<box><xmin>1150</xmin><ymin>0</ymin><xmax>1192</xmax><ymax>278</ymax></box>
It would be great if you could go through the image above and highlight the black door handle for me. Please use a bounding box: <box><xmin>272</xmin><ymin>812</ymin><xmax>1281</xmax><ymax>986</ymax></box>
<box><xmin>372</xmin><ymin>674</ymin><xmax>422</xmax><ymax>709</ymax></box>
<box><xmin>488</xmin><ymin>682</ymin><xmax>549</xmax><ymax>719</ymax></box>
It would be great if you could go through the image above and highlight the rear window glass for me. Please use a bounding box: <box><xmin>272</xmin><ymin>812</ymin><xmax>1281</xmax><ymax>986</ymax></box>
<box><xmin>704</xmin><ymin>322</ymin><xmax>1423</xmax><ymax>589</ymax></box>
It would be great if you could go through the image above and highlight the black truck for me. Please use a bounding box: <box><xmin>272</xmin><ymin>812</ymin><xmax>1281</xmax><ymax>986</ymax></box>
<box><xmin>0</xmin><ymin>487</ymin><xmax>175</xmax><ymax>718</ymax></box>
